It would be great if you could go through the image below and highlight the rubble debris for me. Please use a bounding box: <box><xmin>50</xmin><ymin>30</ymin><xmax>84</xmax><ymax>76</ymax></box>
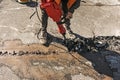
<box><xmin>64</xmin><ymin>36</ymin><xmax>120</xmax><ymax>53</ymax></box>
<box><xmin>64</xmin><ymin>38</ymin><xmax>84</xmax><ymax>52</ymax></box>
<box><xmin>0</xmin><ymin>50</ymin><xmax>59</xmax><ymax>56</ymax></box>
<box><xmin>0</xmin><ymin>36</ymin><xmax>120</xmax><ymax>56</ymax></box>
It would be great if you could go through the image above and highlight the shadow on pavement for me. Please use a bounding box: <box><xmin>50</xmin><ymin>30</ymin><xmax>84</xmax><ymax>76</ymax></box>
<box><xmin>44</xmin><ymin>32</ymin><xmax>120</xmax><ymax>79</ymax></box>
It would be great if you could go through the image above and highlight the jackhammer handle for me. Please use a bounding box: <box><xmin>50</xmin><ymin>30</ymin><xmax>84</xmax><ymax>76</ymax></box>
<box><xmin>57</xmin><ymin>18</ymin><xmax>69</xmax><ymax>24</ymax></box>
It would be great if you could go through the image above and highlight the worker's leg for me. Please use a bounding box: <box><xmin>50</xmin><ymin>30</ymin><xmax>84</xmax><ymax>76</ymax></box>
<box><xmin>61</xmin><ymin>0</ymin><xmax>76</xmax><ymax>39</ymax></box>
<box><xmin>38</xmin><ymin>9</ymin><xmax>48</xmax><ymax>44</ymax></box>
<box><xmin>65</xmin><ymin>19</ymin><xmax>72</xmax><ymax>33</ymax></box>
<box><xmin>65</xmin><ymin>18</ymin><xmax>76</xmax><ymax>39</ymax></box>
<box><xmin>41</xmin><ymin>9</ymin><xmax>48</xmax><ymax>32</ymax></box>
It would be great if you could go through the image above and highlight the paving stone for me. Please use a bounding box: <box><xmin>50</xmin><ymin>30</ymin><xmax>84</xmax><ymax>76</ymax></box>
<box><xmin>0</xmin><ymin>66</ymin><xmax>20</xmax><ymax>80</ymax></box>
<box><xmin>71</xmin><ymin>73</ymin><xmax>95</xmax><ymax>80</ymax></box>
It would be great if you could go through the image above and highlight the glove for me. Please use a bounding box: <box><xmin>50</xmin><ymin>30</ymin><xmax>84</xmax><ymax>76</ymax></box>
<box><xmin>66</xmin><ymin>12</ymin><xmax>73</xmax><ymax>19</ymax></box>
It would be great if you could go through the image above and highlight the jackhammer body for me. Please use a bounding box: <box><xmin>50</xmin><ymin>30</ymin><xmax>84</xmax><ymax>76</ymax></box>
<box><xmin>40</xmin><ymin>0</ymin><xmax>66</xmax><ymax>38</ymax></box>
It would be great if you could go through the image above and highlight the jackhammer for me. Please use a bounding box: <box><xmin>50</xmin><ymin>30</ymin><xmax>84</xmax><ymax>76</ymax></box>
<box><xmin>39</xmin><ymin>0</ymin><xmax>85</xmax><ymax>51</ymax></box>
<box><xmin>40</xmin><ymin>0</ymin><xmax>66</xmax><ymax>40</ymax></box>
<box><xmin>30</xmin><ymin>0</ymin><xmax>84</xmax><ymax>51</ymax></box>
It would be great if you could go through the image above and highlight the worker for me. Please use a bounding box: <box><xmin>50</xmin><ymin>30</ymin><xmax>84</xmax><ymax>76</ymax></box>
<box><xmin>38</xmin><ymin>0</ymin><xmax>80</xmax><ymax>44</ymax></box>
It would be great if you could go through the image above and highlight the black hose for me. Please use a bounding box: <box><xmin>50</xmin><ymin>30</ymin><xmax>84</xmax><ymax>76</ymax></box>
<box><xmin>30</xmin><ymin>0</ymin><xmax>42</xmax><ymax>23</ymax></box>
<box><xmin>35</xmin><ymin>0</ymin><xmax>42</xmax><ymax>23</ymax></box>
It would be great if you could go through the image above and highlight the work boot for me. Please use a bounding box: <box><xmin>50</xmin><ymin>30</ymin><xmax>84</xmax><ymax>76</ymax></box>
<box><xmin>64</xmin><ymin>18</ymin><xmax>76</xmax><ymax>39</ymax></box>
<box><xmin>68</xmin><ymin>30</ymin><xmax>76</xmax><ymax>39</ymax></box>
<box><xmin>38</xmin><ymin>29</ymin><xmax>47</xmax><ymax>44</ymax></box>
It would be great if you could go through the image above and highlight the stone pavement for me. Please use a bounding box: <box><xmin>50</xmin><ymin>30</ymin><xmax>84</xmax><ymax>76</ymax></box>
<box><xmin>0</xmin><ymin>46</ymin><xmax>102</xmax><ymax>80</ymax></box>
<box><xmin>0</xmin><ymin>0</ymin><xmax>120</xmax><ymax>80</ymax></box>
<box><xmin>0</xmin><ymin>0</ymin><xmax>120</xmax><ymax>45</ymax></box>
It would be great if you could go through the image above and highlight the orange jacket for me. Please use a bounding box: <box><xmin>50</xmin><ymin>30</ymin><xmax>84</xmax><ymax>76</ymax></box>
<box><xmin>55</xmin><ymin>0</ymin><xmax>76</xmax><ymax>9</ymax></box>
